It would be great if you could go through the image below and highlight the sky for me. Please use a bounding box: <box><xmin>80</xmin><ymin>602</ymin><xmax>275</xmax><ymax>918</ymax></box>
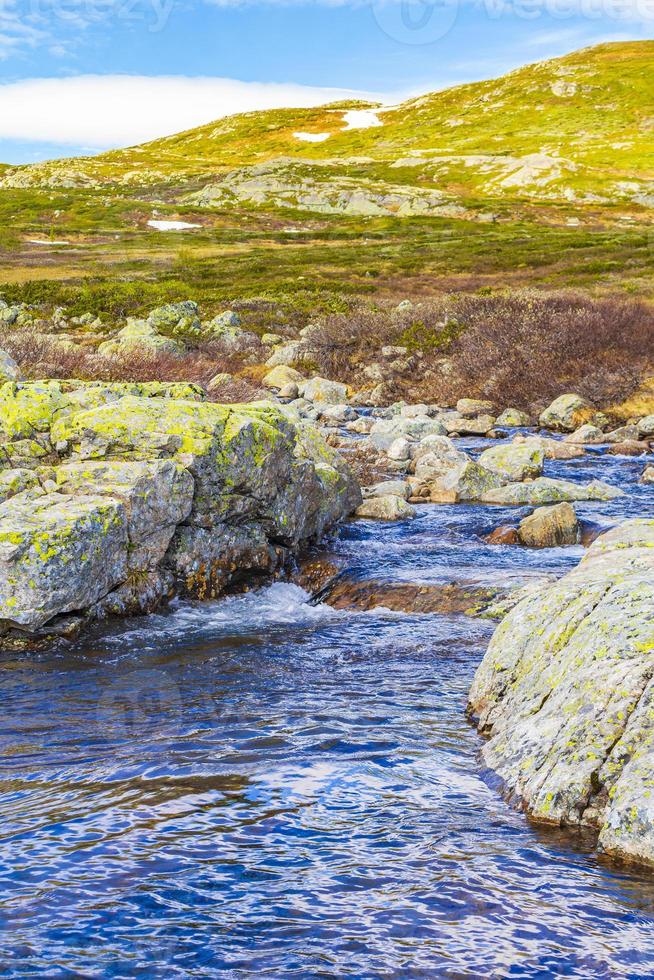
<box><xmin>0</xmin><ymin>0</ymin><xmax>651</xmax><ymax>164</ymax></box>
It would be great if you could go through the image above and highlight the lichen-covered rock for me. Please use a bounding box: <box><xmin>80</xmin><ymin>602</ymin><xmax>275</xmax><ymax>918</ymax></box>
<box><xmin>300</xmin><ymin>377</ymin><xmax>348</xmax><ymax>405</ymax></box>
<box><xmin>512</xmin><ymin>434</ymin><xmax>585</xmax><ymax>460</ymax></box>
<box><xmin>456</xmin><ymin>398</ymin><xmax>495</xmax><ymax>417</ymax></box>
<box><xmin>642</xmin><ymin>466</ymin><xmax>654</xmax><ymax>484</ymax></box>
<box><xmin>478</xmin><ymin>442</ymin><xmax>544</xmax><ymax>482</ymax></box>
<box><xmin>0</xmin><ymin>492</ymin><xmax>128</xmax><ymax>630</ymax></box>
<box><xmin>638</xmin><ymin>415</ymin><xmax>654</xmax><ymax>438</ymax></box>
<box><xmin>564</xmin><ymin>424</ymin><xmax>606</xmax><ymax>445</ymax></box>
<box><xmin>468</xmin><ymin>519</ymin><xmax>654</xmax><ymax>868</ymax></box>
<box><xmin>0</xmin><ymin>395</ymin><xmax>359</xmax><ymax>638</ymax></box>
<box><xmin>518</xmin><ymin>502</ymin><xmax>579</xmax><ymax>548</ymax></box>
<box><xmin>355</xmin><ymin>495</ymin><xmax>417</xmax><ymax>521</ymax></box>
<box><xmin>496</xmin><ymin>408</ymin><xmax>531</xmax><ymax>427</ymax></box>
<box><xmin>98</xmin><ymin>318</ymin><xmax>185</xmax><ymax>357</ymax></box>
<box><xmin>369</xmin><ymin>415</ymin><xmax>447</xmax><ymax>450</ymax></box>
<box><xmin>441</xmin><ymin>413</ymin><xmax>496</xmax><ymax>436</ymax></box>
<box><xmin>428</xmin><ymin>458</ymin><xmax>506</xmax><ymax>503</ymax></box>
<box><xmin>148</xmin><ymin>301</ymin><xmax>202</xmax><ymax>337</ymax></box>
<box><xmin>263</xmin><ymin>365</ymin><xmax>304</xmax><ymax>389</ymax></box>
<box><xmin>481</xmin><ymin>477</ymin><xmax>623</xmax><ymax>506</ymax></box>
<box><xmin>539</xmin><ymin>393</ymin><xmax>594</xmax><ymax>432</ymax></box>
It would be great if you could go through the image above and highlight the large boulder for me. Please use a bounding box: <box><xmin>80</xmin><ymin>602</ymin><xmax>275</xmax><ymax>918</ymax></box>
<box><xmin>539</xmin><ymin>394</ymin><xmax>594</xmax><ymax>432</ymax></box>
<box><xmin>0</xmin><ymin>394</ymin><xmax>360</xmax><ymax>638</ymax></box>
<box><xmin>638</xmin><ymin>415</ymin><xmax>654</xmax><ymax>438</ymax></box>
<box><xmin>564</xmin><ymin>424</ymin><xmax>606</xmax><ymax>445</ymax></box>
<box><xmin>441</xmin><ymin>413</ymin><xmax>496</xmax><ymax>436</ymax></box>
<box><xmin>481</xmin><ymin>477</ymin><xmax>623</xmax><ymax>506</ymax></box>
<box><xmin>468</xmin><ymin>519</ymin><xmax>654</xmax><ymax>868</ymax></box>
<box><xmin>496</xmin><ymin>408</ymin><xmax>531</xmax><ymax>427</ymax></box>
<box><xmin>263</xmin><ymin>365</ymin><xmax>305</xmax><ymax>389</ymax></box>
<box><xmin>478</xmin><ymin>442</ymin><xmax>544</xmax><ymax>482</ymax></box>
<box><xmin>512</xmin><ymin>434</ymin><xmax>584</xmax><ymax>460</ymax></box>
<box><xmin>456</xmin><ymin>398</ymin><xmax>495</xmax><ymax>418</ymax></box>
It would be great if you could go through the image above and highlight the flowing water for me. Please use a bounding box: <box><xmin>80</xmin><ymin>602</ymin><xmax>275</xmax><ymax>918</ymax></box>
<box><xmin>1</xmin><ymin>442</ymin><xmax>654</xmax><ymax>978</ymax></box>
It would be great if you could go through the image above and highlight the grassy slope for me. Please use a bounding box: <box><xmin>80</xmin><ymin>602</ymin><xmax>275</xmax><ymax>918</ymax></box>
<box><xmin>0</xmin><ymin>42</ymin><xmax>652</xmax><ymax>309</ymax></box>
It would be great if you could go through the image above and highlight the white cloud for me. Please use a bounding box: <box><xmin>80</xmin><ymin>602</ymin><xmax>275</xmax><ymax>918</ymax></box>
<box><xmin>0</xmin><ymin>74</ymin><xmax>382</xmax><ymax>148</ymax></box>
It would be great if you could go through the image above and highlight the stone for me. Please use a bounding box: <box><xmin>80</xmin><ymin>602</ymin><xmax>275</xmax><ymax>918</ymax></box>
<box><xmin>513</xmin><ymin>434</ymin><xmax>585</xmax><ymax>460</ymax></box>
<box><xmin>427</xmin><ymin>459</ymin><xmax>506</xmax><ymax>503</ymax></box>
<box><xmin>486</xmin><ymin>526</ymin><xmax>520</xmax><ymax>545</ymax></box>
<box><xmin>261</xmin><ymin>333</ymin><xmax>283</xmax><ymax>346</ymax></box>
<box><xmin>300</xmin><ymin>377</ymin><xmax>349</xmax><ymax>405</ymax></box>
<box><xmin>481</xmin><ymin>477</ymin><xmax>624</xmax><ymax>506</ymax></box>
<box><xmin>207</xmin><ymin>309</ymin><xmax>240</xmax><ymax>331</ymax></box>
<box><xmin>518</xmin><ymin>502</ymin><xmax>579</xmax><ymax>548</ymax></box>
<box><xmin>0</xmin><ymin>492</ymin><xmax>129</xmax><ymax>630</ymax></box>
<box><xmin>456</xmin><ymin>398</ymin><xmax>494</xmax><ymax>417</ymax></box>
<box><xmin>413</xmin><ymin>438</ymin><xmax>468</xmax><ymax>482</ymax></box>
<box><xmin>207</xmin><ymin>373</ymin><xmax>233</xmax><ymax>393</ymax></box>
<box><xmin>279</xmin><ymin>383</ymin><xmax>299</xmax><ymax>400</ymax></box>
<box><xmin>539</xmin><ymin>393</ymin><xmax>594</xmax><ymax>432</ymax></box>
<box><xmin>496</xmin><ymin>408</ymin><xmax>531</xmax><ymax>427</ymax></box>
<box><xmin>606</xmin><ymin>425</ymin><xmax>641</xmax><ymax>443</ymax></box>
<box><xmin>641</xmin><ymin>466</ymin><xmax>654</xmax><ymax>484</ymax></box>
<box><xmin>564</xmin><ymin>424</ymin><xmax>606</xmax><ymax>445</ymax></box>
<box><xmin>387</xmin><ymin>437</ymin><xmax>411</xmax><ymax>461</ymax></box>
<box><xmin>263</xmin><ymin>365</ymin><xmax>305</xmax><ymax>389</ymax></box>
<box><xmin>0</xmin><ymin>468</ymin><xmax>39</xmax><ymax>503</ymax></box>
<box><xmin>318</xmin><ymin>403</ymin><xmax>357</xmax><ymax>424</ymax></box>
<box><xmin>148</xmin><ymin>301</ymin><xmax>201</xmax><ymax>337</ymax></box>
<box><xmin>607</xmin><ymin>441</ymin><xmax>650</xmax><ymax>456</ymax></box>
<box><xmin>355</xmin><ymin>495</ymin><xmax>417</xmax><ymax>521</ymax></box>
<box><xmin>441</xmin><ymin>413</ymin><xmax>496</xmax><ymax>436</ymax></box>
<box><xmin>363</xmin><ymin>480</ymin><xmax>411</xmax><ymax>500</ymax></box>
<box><xmin>0</xmin><ymin>349</ymin><xmax>19</xmax><ymax>383</ymax></box>
<box><xmin>369</xmin><ymin>415</ymin><xmax>447</xmax><ymax>451</ymax></box>
<box><xmin>265</xmin><ymin>341</ymin><xmax>306</xmax><ymax>368</ymax></box>
<box><xmin>478</xmin><ymin>442</ymin><xmax>544</xmax><ymax>482</ymax></box>
<box><xmin>468</xmin><ymin>519</ymin><xmax>654</xmax><ymax>869</ymax></box>
<box><xmin>98</xmin><ymin>318</ymin><xmax>184</xmax><ymax>357</ymax></box>
<box><xmin>638</xmin><ymin>415</ymin><xmax>654</xmax><ymax>438</ymax></box>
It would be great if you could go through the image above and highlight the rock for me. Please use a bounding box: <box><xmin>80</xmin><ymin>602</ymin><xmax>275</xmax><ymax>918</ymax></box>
<box><xmin>641</xmin><ymin>466</ymin><xmax>654</xmax><ymax>484</ymax></box>
<box><xmin>518</xmin><ymin>502</ymin><xmax>579</xmax><ymax>548</ymax></box>
<box><xmin>478</xmin><ymin>443</ymin><xmax>544</xmax><ymax>482</ymax></box>
<box><xmin>208</xmin><ymin>309</ymin><xmax>240</xmax><ymax>331</ymax></box>
<box><xmin>0</xmin><ymin>394</ymin><xmax>360</xmax><ymax>638</ymax></box>
<box><xmin>382</xmin><ymin>346</ymin><xmax>409</xmax><ymax>359</ymax></box>
<box><xmin>441</xmin><ymin>413</ymin><xmax>496</xmax><ymax>436</ymax></box>
<box><xmin>564</xmin><ymin>424</ymin><xmax>606</xmax><ymax>445</ymax></box>
<box><xmin>0</xmin><ymin>349</ymin><xmax>19</xmax><ymax>382</ymax></box>
<box><xmin>355</xmin><ymin>495</ymin><xmax>417</xmax><ymax>521</ymax></box>
<box><xmin>98</xmin><ymin>318</ymin><xmax>184</xmax><ymax>357</ymax></box>
<box><xmin>265</xmin><ymin>341</ymin><xmax>306</xmax><ymax>368</ymax></box>
<box><xmin>207</xmin><ymin>311</ymin><xmax>258</xmax><ymax>351</ymax></box>
<box><xmin>468</xmin><ymin>519</ymin><xmax>654</xmax><ymax>868</ymax></box>
<box><xmin>263</xmin><ymin>365</ymin><xmax>305</xmax><ymax>389</ymax></box>
<box><xmin>413</xmin><ymin>438</ymin><xmax>468</xmax><ymax>481</ymax></box>
<box><xmin>0</xmin><ymin>492</ymin><xmax>129</xmax><ymax>630</ymax></box>
<box><xmin>387</xmin><ymin>437</ymin><xmax>411</xmax><ymax>461</ymax></box>
<box><xmin>318</xmin><ymin>403</ymin><xmax>357</xmax><ymax>424</ymax></box>
<box><xmin>300</xmin><ymin>377</ymin><xmax>349</xmax><ymax>405</ymax></box>
<box><xmin>607</xmin><ymin>441</ymin><xmax>650</xmax><ymax>456</ymax></box>
<box><xmin>481</xmin><ymin>477</ymin><xmax>623</xmax><ymax>506</ymax></box>
<box><xmin>427</xmin><ymin>459</ymin><xmax>506</xmax><ymax>503</ymax></box>
<box><xmin>513</xmin><ymin>434</ymin><xmax>585</xmax><ymax>461</ymax></box>
<box><xmin>496</xmin><ymin>408</ymin><xmax>531</xmax><ymax>427</ymax></box>
<box><xmin>638</xmin><ymin>415</ymin><xmax>654</xmax><ymax>438</ymax></box>
<box><xmin>606</xmin><ymin>425</ymin><xmax>641</xmax><ymax>443</ymax></box>
<box><xmin>279</xmin><ymin>382</ymin><xmax>299</xmax><ymax>400</ymax></box>
<box><xmin>322</xmin><ymin>579</ymin><xmax>498</xmax><ymax>615</ymax></box>
<box><xmin>399</xmin><ymin>403</ymin><xmax>431</xmax><ymax>418</ymax></box>
<box><xmin>363</xmin><ymin>480</ymin><xmax>411</xmax><ymax>500</ymax></box>
<box><xmin>370</xmin><ymin>415</ymin><xmax>447</xmax><ymax>451</ymax></box>
<box><xmin>485</xmin><ymin>526</ymin><xmax>520</xmax><ymax>545</ymax></box>
<box><xmin>539</xmin><ymin>393</ymin><xmax>594</xmax><ymax>432</ymax></box>
<box><xmin>456</xmin><ymin>398</ymin><xmax>495</xmax><ymax>417</ymax></box>
<box><xmin>345</xmin><ymin>417</ymin><xmax>374</xmax><ymax>435</ymax></box>
<box><xmin>148</xmin><ymin>301</ymin><xmax>201</xmax><ymax>337</ymax></box>
<box><xmin>206</xmin><ymin>373</ymin><xmax>233</xmax><ymax>393</ymax></box>
<box><xmin>261</xmin><ymin>333</ymin><xmax>283</xmax><ymax>346</ymax></box>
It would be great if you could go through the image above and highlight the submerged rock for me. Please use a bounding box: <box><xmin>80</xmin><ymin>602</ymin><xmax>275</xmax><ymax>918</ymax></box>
<box><xmin>468</xmin><ymin>519</ymin><xmax>654</xmax><ymax>868</ymax></box>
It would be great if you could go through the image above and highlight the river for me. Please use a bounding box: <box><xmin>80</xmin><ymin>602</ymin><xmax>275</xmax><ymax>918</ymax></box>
<box><xmin>1</xmin><ymin>439</ymin><xmax>653</xmax><ymax>977</ymax></box>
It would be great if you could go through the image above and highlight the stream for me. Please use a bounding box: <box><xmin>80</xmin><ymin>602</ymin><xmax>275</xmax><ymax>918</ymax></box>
<box><xmin>1</xmin><ymin>439</ymin><xmax>653</xmax><ymax>977</ymax></box>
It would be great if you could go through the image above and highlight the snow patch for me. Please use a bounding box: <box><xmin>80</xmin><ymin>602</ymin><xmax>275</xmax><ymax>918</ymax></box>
<box><xmin>147</xmin><ymin>219</ymin><xmax>201</xmax><ymax>231</ymax></box>
<box><xmin>293</xmin><ymin>132</ymin><xmax>331</xmax><ymax>143</ymax></box>
<box><xmin>26</xmin><ymin>239</ymin><xmax>70</xmax><ymax>246</ymax></box>
<box><xmin>341</xmin><ymin>109</ymin><xmax>382</xmax><ymax>130</ymax></box>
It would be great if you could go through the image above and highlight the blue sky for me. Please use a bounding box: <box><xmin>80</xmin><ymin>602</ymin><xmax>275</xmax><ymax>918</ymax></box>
<box><xmin>0</xmin><ymin>0</ymin><xmax>651</xmax><ymax>163</ymax></box>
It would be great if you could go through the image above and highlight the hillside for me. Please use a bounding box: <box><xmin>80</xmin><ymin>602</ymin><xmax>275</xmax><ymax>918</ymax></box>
<box><xmin>2</xmin><ymin>41</ymin><xmax>653</xmax><ymax>218</ymax></box>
